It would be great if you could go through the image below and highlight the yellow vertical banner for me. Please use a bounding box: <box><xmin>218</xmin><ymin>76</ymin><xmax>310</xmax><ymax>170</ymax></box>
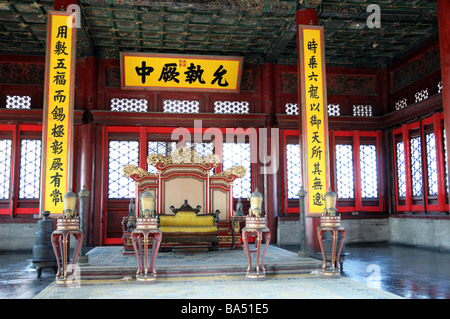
<box><xmin>298</xmin><ymin>26</ymin><xmax>330</xmax><ymax>215</ymax></box>
<box><xmin>40</xmin><ymin>11</ymin><xmax>76</xmax><ymax>216</ymax></box>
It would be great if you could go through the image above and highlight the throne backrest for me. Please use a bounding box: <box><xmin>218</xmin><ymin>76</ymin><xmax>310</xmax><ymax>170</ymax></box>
<box><xmin>123</xmin><ymin>147</ymin><xmax>245</xmax><ymax>222</ymax></box>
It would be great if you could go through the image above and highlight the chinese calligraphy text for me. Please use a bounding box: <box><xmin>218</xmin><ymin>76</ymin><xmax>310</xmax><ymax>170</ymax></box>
<box><xmin>121</xmin><ymin>53</ymin><xmax>243</xmax><ymax>93</ymax></box>
<box><xmin>299</xmin><ymin>26</ymin><xmax>329</xmax><ymax>215</ymax></box>
<box><xmin>41</xmin><ymin>11</ymin><xmax>76</xmax><ymax>216</ymax></box>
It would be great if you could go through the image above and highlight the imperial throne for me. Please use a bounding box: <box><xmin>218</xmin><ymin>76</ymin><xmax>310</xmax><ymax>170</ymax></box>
<box><xmin>123</xmin><ymin>147</ymin><xmax>246</xmax><ymax>251</ymax></box>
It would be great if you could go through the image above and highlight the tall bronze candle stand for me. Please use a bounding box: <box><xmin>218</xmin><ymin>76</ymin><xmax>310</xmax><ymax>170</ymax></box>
<box><xmin>242</xmin><ymin>217</ymin><xmax>271</xmax><ymax>280</ymax></box>
<box><xmin>51</xmin><ymin>190</ymin><xmax>83</xmax><ymax>285</ymax></box>
<box><xmin>131</xmin><ymin>189</ymin><xmax>162</xmax><ymax>283</ymax></box>
<box><xmin>131</xmin><ymin>218</ymin><xmax>161</xmax><ymax>283</ymax></box>
<box><xmin>316</xmin><ymin>190</ymin><xmax>346</xmax><ymax>277</ymax></box>
<box><xmin>242</xmin><ymin>189</ymin><xmax>271</xmax><ymax>281</ymax></box>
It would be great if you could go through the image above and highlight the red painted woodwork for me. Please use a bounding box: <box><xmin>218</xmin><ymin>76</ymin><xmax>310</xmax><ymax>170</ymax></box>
<box><xmin>96</xmin><ymin>59</ymin><xmax>262</xmax><ymax>114</ymax></box>
<box><xmin>53</xmin><ymin>0</ymin><xmax>77</xmax><ymax>10</ymax></box>
<box><xmin>83</xmin><ymin>57</ymin><xmax>98</xmax><ymax>111</ymax></box>
<box><xmin>388</xmin><ymin>38</ymin><xmax>441</xmax><ymax>113</ymax></box>
<box><xmin>99</xmin><ymin>125</ymin><xmax>261</xmax><ymax>245</ymax></box>
<box><xmin>392</xmin><ymin>113</ymin><xmax>449</xmax><ymax>215</ymax></box>
<box><xmin>330</xmin><ymin>130</ymin><xmax>384</xmax><ymax>213</ymax></box>
<box><xmin>296</xmin><ymin>9</ymin><xmax>318</xmax><ymax>27</ymax></box>
<box><xmin>438</xmin><ymin>0</ymin><xmax>450</xmax><ymax>191</ymax></box>
<box><xmin>1</xmin><ymin>4</ymin><xmax>449</xmax><ymax>250</ymax></box>
<box><xmin>78</xmin><ymin>121</ymin><xmax>95</xmax><ymax>246</ymax></box>
<box><xmin>280</xmin><ymin>129</ymin><xmax>300</xmax><ymax>215</ymax></box>
<box><xmin>260</xmin><ymin>63</ymin><xmax>278</xmax><ymax>243</ymax></box>
<box><xmin>0</xmin><ymin>124</ymin><xmax>43</xmax><ymax>217</ymax></box>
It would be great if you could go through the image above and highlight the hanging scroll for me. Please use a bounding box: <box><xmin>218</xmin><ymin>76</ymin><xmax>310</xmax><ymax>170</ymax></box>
<box><xmin>298</xmin><ymin>25</ymin><xmax>330</xmax><ymax>215</ymax></box>
<box><xmin>40</xmin><ymin>11</ymin><xmax>76</xmax><ymax>216</ymax></box>
<box><xmin>120</xmin><ymin>53</ymin><xmax>243</xmax><ymax>93</ymax></box>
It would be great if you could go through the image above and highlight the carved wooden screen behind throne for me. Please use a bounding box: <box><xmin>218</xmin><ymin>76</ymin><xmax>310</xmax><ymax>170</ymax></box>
<box><xmin>123</xmin><ymin>147</ymin><xmax>245</xmax><ymax>246</ymax></box>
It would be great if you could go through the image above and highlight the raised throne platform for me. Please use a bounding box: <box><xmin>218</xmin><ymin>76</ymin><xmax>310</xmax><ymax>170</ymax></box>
<box><xmin>77</xmin><ymin>245</ymin><xmax>322</xmax><ymax>280</ymax></box>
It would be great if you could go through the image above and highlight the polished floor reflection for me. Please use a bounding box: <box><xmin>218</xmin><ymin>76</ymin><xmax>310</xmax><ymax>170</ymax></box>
<box><xmin>1</xmin><ymin>243</ymin><xmax>449</xmax><ymax>299</ymax></box>
<box><xmin>341</xmin><ymin>243</ymin><xmax>450</xmax><ymax>299</ymax></box>
<box><xmin>283</xmin><ymin>243</ymin><xmax>450</xmax><ymax>299</ymax></box>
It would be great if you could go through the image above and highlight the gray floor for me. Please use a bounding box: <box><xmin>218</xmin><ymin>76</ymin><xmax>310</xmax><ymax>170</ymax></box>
<box><xmin>283</xmin><ymin>243</ymin><xmax>450</xmax><ymax>299</ymax></box>
<box><xmin>1</xmin><ymin>243</ymin><xmax>450</xmax><ymax>299</ymax></box>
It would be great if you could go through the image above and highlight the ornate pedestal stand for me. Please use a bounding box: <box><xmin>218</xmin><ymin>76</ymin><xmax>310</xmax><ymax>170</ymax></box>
<box><xmin>242</xmin><ymin>217</ymin><xmax>271</xmax><ymax>281</ymax></box>
<box><xmin>131</xmin><ymin>217</ymin><xmax>162</xmax><ymax>283</ymax></box>
<box><xmin>51</xmin><ymin>218</ymin><xmax>83</xmax><ymax>285</ymax></box>
<box><xmin>230</xmin><ymin>215</ymin><xmax>246</xmax><ymax>250</ymax></box>
<box><xmin>317</xmin><ymin>215</ymin><xmax>346</xmax><ymax>277</ymax></box>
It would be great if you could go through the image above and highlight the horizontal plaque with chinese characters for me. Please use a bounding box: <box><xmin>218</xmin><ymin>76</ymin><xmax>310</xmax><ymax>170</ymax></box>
<box><xmin>120</xmin><ymin>53</ymin><xmax>243</xmax><ymax>93</ymax></box>
<box><xmin>40</xmin><ymin>11</ymin><xmax>76</xmax><ymax>216</ymax></box>
<box><xmin>298</xmin><ymin>25</ymin><xmax>330</xmax><ymax>215</ymax></box>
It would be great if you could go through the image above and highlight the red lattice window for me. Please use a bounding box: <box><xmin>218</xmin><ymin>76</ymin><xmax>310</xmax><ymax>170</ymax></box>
<box><xmin>393</xmin><ymin>113</ymin><xmax>448</xmax><ymax>213</ymax></box>
<box><xmin>0</xmin><ymin>124</ymin><xmax>42</xmax><ymax>216</ymax></box>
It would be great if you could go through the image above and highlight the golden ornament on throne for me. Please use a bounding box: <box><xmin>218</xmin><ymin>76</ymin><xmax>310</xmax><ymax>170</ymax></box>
<box><xmin>122</xmin><ymin>147</ymin><xmax>247</xmax><ymax>250</ymax></box>
<box><xmin>147</xmin><ymin>147</ymin><xmax>221</xmax><ymax>169</ymax></box>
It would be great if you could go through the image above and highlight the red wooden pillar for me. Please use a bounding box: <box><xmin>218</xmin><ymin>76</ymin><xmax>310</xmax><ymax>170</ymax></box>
<box><xmin>438</xmin><ymin>0</ymin><xmax>450</xmax><ymax>195</ymax></box>
<box><xmin>296</xmin><ymin>8</ymin><xmax>321</xmax><ymax>253</ymax></box>
<box><xmin>53</xmin><ymin>0</ymin><xmax>76</xmax><ymax>10</ymax></box>
<box><xmin>78</xmin><ymin>56</ymin><xmax>98</xmax><ymax>246</ymax></box>
<box><xmin>84</xmin><ymin>56</ymin><xmax>98</xmax><ymax>111</ymax></box>
<box><xmin>261</xmin><ymin>62</ymin><xmax>278</xmax><ymax>243</ymax></box>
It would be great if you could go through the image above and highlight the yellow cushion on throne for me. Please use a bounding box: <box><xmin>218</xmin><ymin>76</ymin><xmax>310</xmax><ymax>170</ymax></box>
<box><xmin>159</xmin><ymin>211</ymin><xmax>217</xmax><ymax>233</ymax></box>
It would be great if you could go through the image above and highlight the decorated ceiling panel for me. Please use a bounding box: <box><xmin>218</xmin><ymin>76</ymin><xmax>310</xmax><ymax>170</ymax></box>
<box><xmin>0</xmin><ymin>0</ymin><xmax>439</xmax><ymax>68</ymax></box>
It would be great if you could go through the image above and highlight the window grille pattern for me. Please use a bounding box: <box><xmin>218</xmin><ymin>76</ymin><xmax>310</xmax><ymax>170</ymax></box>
<box><xmin>148</xmin><ymin>141</ymin><xmax>176</xmax><ymax>157</ymax></box>
<box><xmin>353</xmin><ymin>104</ymin><xmax>373</xmax><ymax>117</ymax></box>
<box><xmin>286</xmin><ymin>144</ymin><xmax>302</xmax><ymax>199</ymax></box>
<box><xmin>395</xmin><ymin>98</ymin><xmax>408</xmax><ymax>110</ymax></box>
<box><xmin>285</xmin><ymin>103</ymin><xmax>341</xmax><ymax>116</ymax></box>
<box><xmin>0</xmin><ymin>139</ymin><xmax>12</xmax><ymax>199</ymax></box>
<box><xmin>396</xmin><ymin>141</ymin><xmax>407</xmax><ymax>197</ymax></box>
<box><xmin>111</xmin><ymin>98</ymin><xmax>148</xmax><ymax>112</ymax></box>
<box><xmin>108</xmin><ymin>141</ymin><xmax>139</xmax><ymax>199</ymax></box>
<box><xmin>147</xmin><ymin>141</ymin><xmax>176</xmax><ymax>173</ymax></box>
<box><xmin>18</xmin><ymin>139</ymin><xmax>42</xmax><ymax>199</ymax></box>
<box><xmin>214</xmin><ymin>101</ymin><xmax>249</xmax><ymax>114</ymax></box>
<box><xmin>335</xmin><ymin>144</ymin><xmax>354</xmax><ymax>199</ymax></box>
<box><xmin>163</xmin><ymin>99</ymin><xmax>199</xmax><ymax>113</ymax></box>
<box><xmin>410</xmin><ymin>136</ymin><xmax>423</xmax><ymax>197</ymax></box>
<box><xmin>425</xmin><ymin>133</ymin><xmax>438</xmax><ymax>196</ymax></box>
<box><xmin>438</xmin><ymin>81</ymin><xmax>443</xmax><ymax>94</ymax></box>
<box><xmin>222</xmin><ymin>142</ymin><xmax>252</xmax><ymax>198</ymax></box>
<box><xmin>360</xmin><ymin>144</ymin><xmax>378</xmax><ymax>198</ymax></box>
<box><xmin>328</xmin><ymin>104</ymin><xmax>340</xmax><ymax>116</ymax></box>
<box><xmin>414</xmin><ymin>88</ymin><xmax>429</xmax><ymax>103</ymax></box>
<box><xmin>185</xmin><ymin>141</ymin><xmax>214</xmax><ymax>156</ymax></box>
<box><xmin>285</xmin><ymin>103</ymin><xmax>298</xmax><ymax>115</ymax></box>
<box><xmin>6</xmin><ymin>95</ymin><xmax>31</xmax><ymax>109</ymax></box>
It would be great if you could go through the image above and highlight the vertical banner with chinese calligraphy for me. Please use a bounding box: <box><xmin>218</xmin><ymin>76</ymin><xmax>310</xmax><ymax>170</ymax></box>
<box><xmin>40</xmin><ymin>11</ymin><xmax>76</xmax><ymax>216</ymax></box>
<box><xmin>298</xmin><ymin>25</ymin><xmax>330</xmax><ymax>215</ymax></box>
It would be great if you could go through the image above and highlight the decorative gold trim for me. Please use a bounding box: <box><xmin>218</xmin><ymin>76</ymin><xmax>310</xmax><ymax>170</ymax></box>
<box><xmin>320</xmin><ymin>215</ymin><xmax>342</xmax><ymax>227</ymax></box>
<box><xmin>147</xmin><ymin>147</ymin><xmax>220</xmax><ymax>168</ymax></box>
<box><xmin>122</xmin><ymin>165</ymin><xmax>158</xmax><ymax>178</ymax></box>
<box><xmin>218</xmin><ymin>235</ymin><xmax>233</xmax><ymax>243</ymax></box>
<box><xmin>135</xmin><ymin>217</ymin><xmax>159</xmax><ymax>230</ymax></box>
<box><xmin>212</xmin><ymin>166</ymin><xmax>246</xmax><ymax>178</ymax></box>
<box><xmin>56</xmin><ymin>218</ymin><xmax>81</xmax><ymax>231</ymax></box>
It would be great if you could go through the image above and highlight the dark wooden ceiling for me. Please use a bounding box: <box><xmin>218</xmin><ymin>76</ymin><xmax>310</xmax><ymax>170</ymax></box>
<box><xmin>0</xmin><ymin>0</ymin><xmax>439</xmax><ymax>68</ymax></box>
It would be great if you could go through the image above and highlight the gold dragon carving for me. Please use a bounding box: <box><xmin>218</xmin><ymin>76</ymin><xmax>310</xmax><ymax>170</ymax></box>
<box><xmin>147</xmin><ymin>147</ymin><xmax>220</xmax><ymax>168</ymax></box>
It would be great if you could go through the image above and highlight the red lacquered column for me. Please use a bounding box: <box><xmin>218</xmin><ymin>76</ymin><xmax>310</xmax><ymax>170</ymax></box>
<box><xmin>438</xmin><ymin>0</ymin><xmax>450</xmax><ymax>194</ymax></box>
